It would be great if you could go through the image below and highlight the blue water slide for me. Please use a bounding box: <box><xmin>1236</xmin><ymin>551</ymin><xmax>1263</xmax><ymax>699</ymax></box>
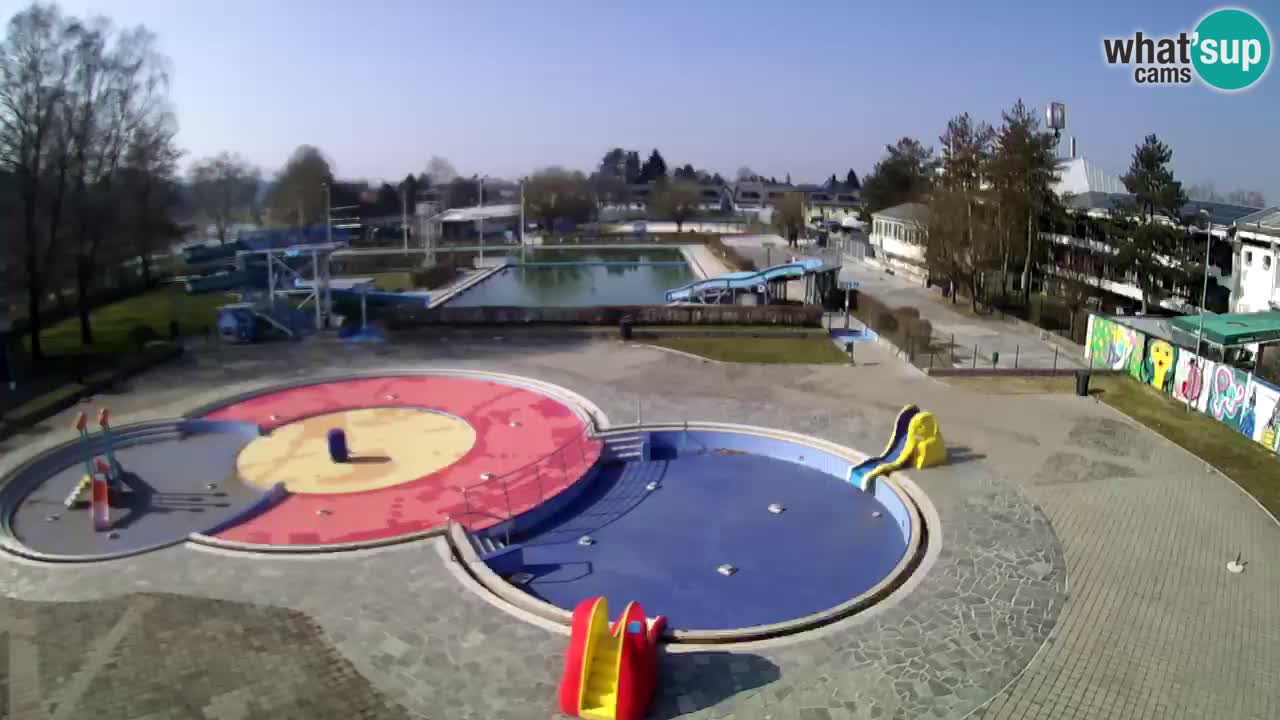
<box><xmin>848</xmin><ymin>405</ymin><xmax>920</xmax><ymax>485</ymax></box>
<box><xmin>665</xmin><ymin>258</ymin><xmax>826</xmax><ymax>302</ymax></box>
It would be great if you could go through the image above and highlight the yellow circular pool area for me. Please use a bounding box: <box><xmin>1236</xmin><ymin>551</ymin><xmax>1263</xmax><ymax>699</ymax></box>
<box><xmin>236</xmin><ymin>408</ymin><xmax>476</xmax><ymax>494</ymax></box>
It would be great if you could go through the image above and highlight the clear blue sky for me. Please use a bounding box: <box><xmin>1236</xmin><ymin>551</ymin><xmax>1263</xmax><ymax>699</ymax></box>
<box><xmin>43</xmin><ymin>0</ymin><xmax>1280</xmax><ymax>202</ymax></box>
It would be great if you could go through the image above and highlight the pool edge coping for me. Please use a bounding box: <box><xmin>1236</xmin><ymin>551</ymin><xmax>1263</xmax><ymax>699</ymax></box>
<box><xmin>447</xmin><ymin>420</ymin><xmax>932</xmax><ymax>645</ymax></box>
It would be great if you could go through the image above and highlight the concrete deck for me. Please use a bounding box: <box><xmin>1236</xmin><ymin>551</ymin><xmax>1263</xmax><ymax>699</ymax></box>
<box><xmin>0</xmin><ymin>334</ymin><xmax>1275</xmax><ymax>719</ymax></box>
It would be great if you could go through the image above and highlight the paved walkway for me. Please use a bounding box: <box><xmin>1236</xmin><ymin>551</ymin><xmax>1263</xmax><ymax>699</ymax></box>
<box><xmin>0</xmin><ymin>335</ymin><xmax>1275</xmax><ymax>719</ymax></box>
<box><xmin>840</xmin><ymin>260</ymin><xmax>1083</xmax><ymax>370</ymax></box>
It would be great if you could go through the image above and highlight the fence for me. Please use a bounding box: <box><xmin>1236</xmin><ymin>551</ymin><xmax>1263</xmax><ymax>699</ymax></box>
<box><xmin>1085</xmin><ymin>314</ymin><xmax>1280</xmax><ymax>456</ymax></box>
<box><xmin>457</xmin><ymin>423</ymin><xmax>600</xmax><ymax>526</ymax></box>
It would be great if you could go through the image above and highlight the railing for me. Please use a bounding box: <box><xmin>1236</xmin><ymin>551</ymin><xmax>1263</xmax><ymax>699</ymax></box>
<box><xmin>446</xmin><ymin>510</ymin><xmax>511</xmax><ymax>548</ymax></box>
<box><xmin>457</xmin><ymin>422</ymin><xmax>599</xmax><ymax>526</ymax></box>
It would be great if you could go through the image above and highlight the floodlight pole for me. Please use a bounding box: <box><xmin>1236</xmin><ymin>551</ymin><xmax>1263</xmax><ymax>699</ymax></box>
<box><xmin>1191</xmin><ymin>208</ymin><xmax>1212</xmax><ymax>412</ymax></box>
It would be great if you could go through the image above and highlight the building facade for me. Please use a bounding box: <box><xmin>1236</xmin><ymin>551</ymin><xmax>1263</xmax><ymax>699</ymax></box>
<box><xmin>868</xmin><ymin>203</ymin><xmax>929</xmax><ymax>283</ymax></box>
<box><xmin>1232</xmin><ymin>207</ymin><xmax>1280</xmax><ymax>313</ymax></box>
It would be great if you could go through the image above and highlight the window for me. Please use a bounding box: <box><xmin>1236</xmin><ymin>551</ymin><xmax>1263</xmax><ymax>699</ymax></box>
<box><xmin>1266</xmin><ymin>255</ymin><xmax>1273</xmax><ymax>271</ymax></box>
<box><xmin>1245</xmin><ymin>250</ymin><xmax>1253</xmax><ymax>265</ymax></box>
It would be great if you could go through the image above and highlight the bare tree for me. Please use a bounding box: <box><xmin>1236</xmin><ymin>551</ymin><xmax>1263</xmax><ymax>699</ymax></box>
<box><xmin>189</xmin><ymin>151</ymin><xmax>258</xmax><ymax>243</ymax></box>
<box><xmin>524</xmin><ymin>167</ymin><xmax>594</xmax><ymax>236</ymax></box>
<box><xmin>654</xmin><ymin>180</ymin><xmax>700</xmax><ymax>232</ymax></box>
<box><xmin>0</xmin><ymin>2</ymin><xmax>72</xmax><ymax>365</ymax></box>
<box><xmin>120</xmin><ymin>107</ymin><xmax>181</xmax><ymax>286</ymax></box>
<box><xmin>266</xmin><ymin>145</ymin><xmax>333</xmax><ymax>226</ymax></box>
<box><xmin>426</xmin><ymin>155</ymin><xmax>457</xmax><ymax>185</ymax></box>
<box><xmin>1225</xmin><ymin>189</ymin><xmax>1266</xmax><ymax>208</ymax></box>
<box><xmin>773</xmin><ymin>191</ymin><xmax>805</xmax><ymax>248</ymax></box>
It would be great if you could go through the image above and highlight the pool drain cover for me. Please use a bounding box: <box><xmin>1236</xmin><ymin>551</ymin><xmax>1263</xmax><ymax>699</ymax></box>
<box><xmin>578</xmin><ymin>535</ymin><xmax>595</xmax><ymax>546</ymax></box>
<box><xmin>872</xmin><ymin>510</ymin><xmax>883</xmax><ymax>518</ymax></box>
<box><xmin>508</xmin><ymin>572</ymin><xmax>535</xmax><ymax>586</ymax></box>
<box><xmin>767</xmin><ymin>503</ymin><xmax>785</xmax><ymax>514</ymax></box>
<box><xmin>717</xmin><ymin>564</ymin><xmax>738</xmax><ymax>576</ymax></box>
<box><xmin>645</xmin><ymin>481</ymin><xmax>659</xmax><ymax>491</ymax></box>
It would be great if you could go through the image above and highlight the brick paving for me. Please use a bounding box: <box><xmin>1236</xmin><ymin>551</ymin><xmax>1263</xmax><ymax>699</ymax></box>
<box><xmin>0</xmin><ymin>335</ymin><xmax>1275</xmax><ymax>719</ymax></box>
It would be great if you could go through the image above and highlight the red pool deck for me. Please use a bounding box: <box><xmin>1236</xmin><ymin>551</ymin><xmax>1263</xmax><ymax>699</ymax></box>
<box><xmin>202</xmin><ymin>376</ymin><xmax>601</xmax><ymax>548</ymax></box>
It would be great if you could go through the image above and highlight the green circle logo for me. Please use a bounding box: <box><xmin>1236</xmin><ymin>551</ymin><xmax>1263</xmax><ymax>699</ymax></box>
<box><xmin>1192</xmin><ymin>8</ymin><xmax>1271</xmax><ymax>91</ymax></box>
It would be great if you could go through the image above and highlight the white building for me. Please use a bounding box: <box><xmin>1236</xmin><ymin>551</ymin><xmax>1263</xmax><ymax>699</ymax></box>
<box><xmin>1232</xmin><ymin>207</ymin><xmax>1280</xmax><ymax>313</ymax></box>
<box><xmin>868</xmin><ymin>202</ymin><xmax>929</xmax><ymax>283</ymax></box>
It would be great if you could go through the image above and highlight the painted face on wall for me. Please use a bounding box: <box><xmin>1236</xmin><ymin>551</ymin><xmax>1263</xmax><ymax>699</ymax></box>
<box><xmin>1149</xmin><ymin>341</ymin><xmax>1176</xmax><ymax>389</ymax></box>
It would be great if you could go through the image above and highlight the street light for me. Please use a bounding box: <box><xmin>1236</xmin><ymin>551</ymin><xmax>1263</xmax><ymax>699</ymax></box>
<box><xmin>477</xmin><ymin>175</ymin><xmax>487</xmax><ymax>264</ymax></box>
<box><xmin>1190</xmin><ymin>208</ymin><xmax>1213</xmax><ymax>411</ymax></box>
<box><xmin>322</xmin><ymin>182</ymin><xmax>332</xmax><ymax>245</ymax></box>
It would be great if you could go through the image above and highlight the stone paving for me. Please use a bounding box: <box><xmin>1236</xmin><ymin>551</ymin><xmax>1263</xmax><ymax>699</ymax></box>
<box><xmin>0</xmin><ymin>334</ymin><xmax>1276</xmax><ymax>719</ymax></box>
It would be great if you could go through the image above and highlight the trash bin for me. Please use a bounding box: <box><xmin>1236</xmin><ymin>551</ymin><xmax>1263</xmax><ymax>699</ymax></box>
<box><xmin>619</xmin><ymin>315</ymin><xmax>634</xmax><ymax>341</ymax></box>
<box><xmin>1074</xmin><ymin>370</ymin><xmax>1091</xmax><ymax>397</ymax></box>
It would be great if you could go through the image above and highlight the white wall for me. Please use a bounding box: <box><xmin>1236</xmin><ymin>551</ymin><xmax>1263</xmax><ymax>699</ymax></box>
<box><xmin>1234</xmin><ymin>237</ymin><xmax>1278</xmax><ymax>312</ymax></box>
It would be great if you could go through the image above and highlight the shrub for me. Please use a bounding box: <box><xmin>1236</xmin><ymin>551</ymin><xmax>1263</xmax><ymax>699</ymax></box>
<box><xmin>873</xmin><ymin>311</ymin><xmax>899</xmax><ymax>334</ymax></box>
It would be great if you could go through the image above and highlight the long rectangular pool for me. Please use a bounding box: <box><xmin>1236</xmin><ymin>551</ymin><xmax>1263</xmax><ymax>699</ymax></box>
<box><xmin>442</xmin><ymin>248</ymin><xmax>694</xmax><ymax>307</ymax></box>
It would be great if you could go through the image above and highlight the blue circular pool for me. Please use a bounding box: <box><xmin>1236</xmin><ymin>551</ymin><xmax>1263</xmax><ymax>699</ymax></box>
<box><xmin>485</xmin><ymin>428</ymin><xmax>922</xmax><ymax>634</ymax></box>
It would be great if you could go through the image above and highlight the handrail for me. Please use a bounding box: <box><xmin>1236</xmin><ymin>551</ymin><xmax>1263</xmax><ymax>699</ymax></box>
<box><xmin>457</xmin><ymin>422</ymin><xmax>596</xmax><ymax>524</ymax></box>
<box><xmin>447</xmin><ymin>510</ymin><xmax>511</xmax><ymax>547</ymax></box>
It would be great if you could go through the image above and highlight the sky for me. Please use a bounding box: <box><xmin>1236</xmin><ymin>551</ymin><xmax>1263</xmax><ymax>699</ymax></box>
<box><xmin>27</xmin><ymin>0</ymin><xmax>1280</xmax><ymax>203</ymax></box>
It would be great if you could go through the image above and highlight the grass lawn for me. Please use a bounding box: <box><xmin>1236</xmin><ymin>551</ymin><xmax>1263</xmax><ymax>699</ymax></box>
<box><xmin>29</xmin><ymin>285</ymin><xmax>234</xmax><ymax>371</ymax></box>
<box><xmin>944</xmin><ymin>373</ymin><xmax>1280</xmax><ymax>517</ymax></box>
<box><xmin>651</xmin><ymin>336</ymin><xmax>848</xmax><ymax>364</ymax></box>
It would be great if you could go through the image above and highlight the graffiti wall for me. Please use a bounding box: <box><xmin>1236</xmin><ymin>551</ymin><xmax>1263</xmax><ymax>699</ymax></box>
<box><xmin>1086</xmin><ymin>314</ymin><xmax>1280</xmax><ymax>456</ymax></box>
<box><xmin>1171</xmin><ymin>352</ymin><xmax>1210</xmax><ymax>412</ymax></box>
<box><xmin>1208</xmin><ymin>364</ymin><xmax>1249</xmax><ymax>433</ymax></box>
<box><xmin>1246</xmin><ymin>377</ymin><xmax>1280</xmax><ymax>451</ymax></box>
<box><xmin>1087</xmin><ymin>316</ymin><xmax>1144</xmax><ymax>377</ymax></box>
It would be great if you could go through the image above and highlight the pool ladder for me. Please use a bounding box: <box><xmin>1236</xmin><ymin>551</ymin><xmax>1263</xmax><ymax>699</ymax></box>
<box><xmin>603</xmin><ymin>432</ymin><xmax>647</xmax><ymax>462</ymax></box>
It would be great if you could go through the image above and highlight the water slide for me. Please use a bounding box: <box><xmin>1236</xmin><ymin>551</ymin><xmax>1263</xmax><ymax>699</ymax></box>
<box><xmin>560</xmin><ymin>597</ymin><xmax>665</xmax><ymax>720</ymax></box>
<box><xmin>848</xmin><ymin>405</ymin><xmax>947</xmax><ymax>490</ymax></box>
<box><xmin>665</xmin><ymin>258</ymin><xmax>826</xmax><ymax>303</ymax></box>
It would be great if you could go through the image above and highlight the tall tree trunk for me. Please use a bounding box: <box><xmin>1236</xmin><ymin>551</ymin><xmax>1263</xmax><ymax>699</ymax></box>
<box><xmin>1022</xmin><ymin>211</ymin><xmax>1034</xmax><ymax>309</ymax></box>
<box><xmin>76</xmin><ymin>257</ymin><xmax>94</xmax><ymax>346</ymax></box>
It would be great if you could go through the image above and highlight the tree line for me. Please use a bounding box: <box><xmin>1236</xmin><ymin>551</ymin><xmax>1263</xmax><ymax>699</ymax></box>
<box><xmin>858</xmin><ymin>98</ymin><xmax>1262</xmax><ymax>326</ymax></box>
<box><xmin>1</xmin><ymin>2</ymin><xmax>178</xmax><ymax>364</ymax></box>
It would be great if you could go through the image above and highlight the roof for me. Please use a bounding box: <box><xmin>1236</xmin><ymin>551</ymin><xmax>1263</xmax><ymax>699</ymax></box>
<box><xmin>1065</xmin><ymin>192</ymin><xmax>1259</xmax><ymax>226</ymax></box>
<box><xmin>1170</xmin><ymin>311</ymin><xmax>1280</xmax><ymax>346</ymax></box>
<box><xmin>1234</xmin><ymin>207</ymin><xmax>1280</xmax><ymax>237</ymax></box>
<box><xmin>1054</xmin><ymin>157</ymin><xmax>1125</xmax><ymax>196</ymax></box>
<box><xmin>872</xmin><ymin>202</ymin><xmax>929</xmax><ymax>223</ymax></box>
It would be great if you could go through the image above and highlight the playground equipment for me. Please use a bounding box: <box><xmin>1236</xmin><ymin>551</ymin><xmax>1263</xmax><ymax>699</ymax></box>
<box><xmin>848</xmin><ymin>405</ymin><xmax>946</xmax><ymax>491</ymax></box>
<box><xmin>327</xmin><ymin>428</ymin><xmax>349</xmax><ymax>463</ymax></box>
<box><xmin>559</xmin><ymin>597</ymin><xmax>665</xmax><ymax>720</ymax></box>
<box><xmin>665</xmin><ymin>257</ymin><xmax>838</xmax><ymax>304</ymax></box>
<box><xmin>65</xmin><ymin>410</ymin><xmax>126</xmax><ymax>530</ymax></box>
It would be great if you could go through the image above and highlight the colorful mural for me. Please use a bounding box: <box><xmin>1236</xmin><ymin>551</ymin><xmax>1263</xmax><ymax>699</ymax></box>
<box><xmin>1172</xmin><ymin>354</ymin><xmax>1208</xmax><ymax>411</ymax></box>
<box><xmin>1087</xmin><ymin>317</ymin><xmax>1143</xmax><ymax>376</ymax></box>
<box><xmin>1140</xmin><ymin>339</ymin><xmax>1178</xmax><ymax>393</ymax></box>
<box><xmin>1208</xmin><ymin>364</ymin><xmax>1249</xmax><ymax>432</ymax></box>
<box><xmin>1247</xmin><ymin>378</ymin><xmax>1280</xmax><ymax>451</ymax></box>
<box><xmin>1085</xmin><ymin>314</ymin><xmax>1280</xmax><ymax>456</ymax></box>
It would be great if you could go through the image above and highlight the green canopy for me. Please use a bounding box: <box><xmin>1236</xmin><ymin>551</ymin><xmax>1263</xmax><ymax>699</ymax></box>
<box><xmin>1171</xmin><ymin>311</ymin><xmax>1280</xmax><ymax>346</ymax></box>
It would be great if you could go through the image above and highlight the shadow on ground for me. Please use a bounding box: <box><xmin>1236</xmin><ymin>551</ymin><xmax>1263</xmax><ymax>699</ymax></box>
<box><xmin>650</xmin><ymin>651</ymin><xmax>780</xmax><ymax>718</ymax></box>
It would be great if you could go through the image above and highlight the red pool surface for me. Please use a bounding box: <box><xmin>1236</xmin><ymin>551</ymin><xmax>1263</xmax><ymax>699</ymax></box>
<box><xmin>202</xmin><ymin>375</ymin><xmax>601</xmax><ymax>548</ymax></box>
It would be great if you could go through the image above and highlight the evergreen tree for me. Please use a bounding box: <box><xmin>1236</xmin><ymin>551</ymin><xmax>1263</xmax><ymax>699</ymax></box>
<box><xmin>989</xmin><ymin>99</ymin><xmax>1058</xmax><ymax>308</ymax></box>
<box><xmin>638</xmin><ymin>149</ymin><xmax>667</xmax><ymax>183</ymax></box>
<box><xmin>845</xmin><ymin>169</ymin><xmax>861</xmax><ymax>190</ymax></box>
<box><xmin>1122</xmin><ymin>134</ymin><xmax>1187</xmax><ymax>222</ymax></box>
<box><xmin>624</xmin><ymin>151</ymin><xmax>641</xmax><ymax>184</ymax></box>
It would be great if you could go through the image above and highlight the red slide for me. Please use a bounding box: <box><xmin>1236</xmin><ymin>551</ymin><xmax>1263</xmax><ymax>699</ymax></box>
<box><xmin>559</xmin><ymin>596</ymin><xmax>665</xmax><ymax>720</ymax></box>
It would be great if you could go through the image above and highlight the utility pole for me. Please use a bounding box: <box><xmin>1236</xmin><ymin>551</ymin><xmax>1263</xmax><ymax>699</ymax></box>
<box><xmin>401</xmin><ymin>185</ymin><xmax>409</xmax><ymax>254</ymax></box>
<box><xmin>519</xmin><ymin>178</ymin><xmax>525</xmax><ymax>245</ymax></box>
<box><xmin>323</xmin><ymin>182</ymin><xmax>332</xmax><ymax>245</ymax></box>
<box><xmin>477</xmin><ymin>177</ymin><xmax>485</xmax><ymax>265</ymax></box>
<box><xmin>1191</xmin><ymin>208</ymin><xmax>1213</xmax><ymax>412</ymax></box>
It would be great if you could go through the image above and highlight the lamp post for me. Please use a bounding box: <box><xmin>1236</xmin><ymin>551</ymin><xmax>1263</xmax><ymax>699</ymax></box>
<box><xmin>323</xmin><ymin>182</ymin><xmax>332</xmax><ymax>245</ymax></box>
<box><xmin>477</xmin><ymin>176</ymin><xmax>485</xmax><ymax>265</ymax></box>
<box><xmin>1191</xmin><ymin>208</ymin><xmax>1213</xmax><ymax>412</ymax></box>
<box><xmin>401</xmin><ymin>185</ymin><xmax>409</xmax><ymax>254</ymax></box>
